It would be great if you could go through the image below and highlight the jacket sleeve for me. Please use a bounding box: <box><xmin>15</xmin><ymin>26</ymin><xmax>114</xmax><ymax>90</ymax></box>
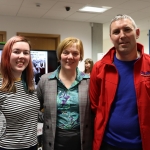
<box><xmin>89</xmin><ymin>62</ymin><xmax>102</xmax><ymax>114</ymax></box>
<box><xmin>36</xmin><ymin>75</ymin><xmax>45</xmax><ymax>122</ymax></box>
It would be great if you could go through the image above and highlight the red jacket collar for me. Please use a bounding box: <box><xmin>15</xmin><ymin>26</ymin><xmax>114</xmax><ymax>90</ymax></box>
<box><xmin>101</xmin><ymin>43</ymin><xmax>144</xmax><ymax>64</ymax></box>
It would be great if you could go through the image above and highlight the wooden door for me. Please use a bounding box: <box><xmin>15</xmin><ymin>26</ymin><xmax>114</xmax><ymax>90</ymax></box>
<box><xmin>0</xmin><ymin>31</ymin><xmax>6</xmax><ymax>42</ymax></box>
<box><xmin>17</xmin><ymin>32</ymin><xmax>60</xmax><ymax>50</ymax></box>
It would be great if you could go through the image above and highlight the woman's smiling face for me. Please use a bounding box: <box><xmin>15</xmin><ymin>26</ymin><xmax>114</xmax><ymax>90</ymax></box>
<box><xmin>10</xmin><ymin>41</ymin><xmax>30</xmax><ymax>78</ymax></box>
<box><xmin>60</xmin><ymin>43</ymin><xmax>81</xmax><ymax>71</ymax></box>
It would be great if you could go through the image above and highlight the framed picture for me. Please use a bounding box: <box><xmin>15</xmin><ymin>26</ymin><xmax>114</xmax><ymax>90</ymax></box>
<box><xmin>31</xmin><ymin>50</ymin><xmax>59</xmax><ymax>85</ymax></box>
<box><xmin>31</xmin><ymin>51</ymin><xmax>48</xmax><ymax>85</ymax></box>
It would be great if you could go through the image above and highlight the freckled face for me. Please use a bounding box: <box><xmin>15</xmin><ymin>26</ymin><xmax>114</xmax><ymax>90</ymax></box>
<box><xmin>10</xmin><ymin>41</ymin><xmax>30</xmax><ymax>78</ymax></box>
<box><xmin>60</xmin><ymin>43</ymin><xmax>81</xmax><ymax>71</ymax></box>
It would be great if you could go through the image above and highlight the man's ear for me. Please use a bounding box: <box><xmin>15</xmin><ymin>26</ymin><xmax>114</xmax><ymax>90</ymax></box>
<box><xmin>136</xmin><ymin>28</ymin><xmax>140</xmax><ymax>39</ymax></box>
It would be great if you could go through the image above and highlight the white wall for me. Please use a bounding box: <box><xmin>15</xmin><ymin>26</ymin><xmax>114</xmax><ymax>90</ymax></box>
<box><xmin>0</xmin><ymin>16</ymin><xmax>92</xmax><ymax>71</ymax></box>
<box><xmin>1</xmin><ymin>15</ymin><xmax>149</xmax><ymax>70</ymax></box>
<box><xmin>103</xmin><ymin>38</ymin><xmax>113</xmax><ymax>53</ymax></box>
<box><xmin>137</xmin><ymin>30</ymin><xmax>149</xmax><ymax>54</ymax></box>
<box><xmin>103</xmin><ymin>30</ymin><xmax>149</xmax><ymax>54</ymax></box>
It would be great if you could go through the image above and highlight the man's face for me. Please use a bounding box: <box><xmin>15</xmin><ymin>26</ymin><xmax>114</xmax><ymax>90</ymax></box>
<box><xmin>110</xmin><ymin>18</ymin><xmax>140</xmax><ymax>60</ymax></box>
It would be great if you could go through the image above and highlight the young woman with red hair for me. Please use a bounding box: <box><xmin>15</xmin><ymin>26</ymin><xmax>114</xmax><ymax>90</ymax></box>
<box><xmin>0</xmin><ymin>36</ymin><xmax>40</xmax><ymax>150</ymax></box>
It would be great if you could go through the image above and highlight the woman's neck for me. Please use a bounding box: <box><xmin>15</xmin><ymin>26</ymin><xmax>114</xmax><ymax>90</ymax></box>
<box><xmin>59</xmin><ymin>68</ymin><xmax>76</xmax><ymax>80</ymax></box>
<box><xmin>14</xmin><ymin>77</ymin><xmax>21</xmax><ymax>81</ymax></box>
<box><xmin>85</xmin><ymin>69</ymin><xmax>90</xmax><ymax>74</ymax></box>
<box><xmin>12</xmin><ymin>72</ymin><xmax>22</xmax><ymax>81</ymax></box>
<box><xmin>59</xmin><ymin>68</ymin><xmax>76</xmax><ymax>89</ymax></box>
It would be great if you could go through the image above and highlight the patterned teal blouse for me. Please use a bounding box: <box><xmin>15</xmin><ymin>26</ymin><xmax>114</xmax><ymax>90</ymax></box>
<box><xmin>48</xmin><ymin>66</ymin><xmax>89</xmax><ymax>129</ymax></box>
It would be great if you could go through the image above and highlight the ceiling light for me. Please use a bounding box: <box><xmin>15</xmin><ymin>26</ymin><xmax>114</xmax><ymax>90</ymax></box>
<box><xmin>79</xmin><ymin>6</ymin><xmax>111</xmax><ymax>13</ymax></box>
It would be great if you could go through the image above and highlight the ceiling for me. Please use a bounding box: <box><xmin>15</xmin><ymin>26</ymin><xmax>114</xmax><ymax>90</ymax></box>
<box><xmin>1</xmin><ymin>0</ymin><xmax>150</xmax><ymax>39</ymax></box>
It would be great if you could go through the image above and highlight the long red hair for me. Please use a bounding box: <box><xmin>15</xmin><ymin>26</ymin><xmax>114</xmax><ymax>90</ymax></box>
<box><xmin>0</xmin><ymin>35</ymin><xmax>34</xmax><ymax>93</ymax></box>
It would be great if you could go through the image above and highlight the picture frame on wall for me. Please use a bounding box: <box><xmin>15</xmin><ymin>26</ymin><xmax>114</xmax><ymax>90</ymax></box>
<box><xmin>31</xmin><ymin>50</ymin><xmax>59</xmax><ymax>86</ymax></box>
<box><xmin>31</xmin><ymin>51</ymin><xmax>48</xmax><ymax>86</ymax></box>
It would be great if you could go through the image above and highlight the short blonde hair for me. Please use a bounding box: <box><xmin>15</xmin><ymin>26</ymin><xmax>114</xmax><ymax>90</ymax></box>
<box><xmin>56</xmin><ymin>37</ymin><xmax>84</xmax><ymax>61</ymax></box>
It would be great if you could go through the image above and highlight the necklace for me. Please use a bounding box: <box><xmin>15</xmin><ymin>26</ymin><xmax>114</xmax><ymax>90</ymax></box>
<box><xmin>14</xmin><ymin>78</ymin><xmax>21</xmax><ymax>81</ymax></box>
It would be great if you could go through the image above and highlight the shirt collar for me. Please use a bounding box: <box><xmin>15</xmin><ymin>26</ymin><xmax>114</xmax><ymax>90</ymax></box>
<box><xmin>48</xmin><ymin>66</ymin><xmax>90</xmax><ymax>81</ymax></box>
